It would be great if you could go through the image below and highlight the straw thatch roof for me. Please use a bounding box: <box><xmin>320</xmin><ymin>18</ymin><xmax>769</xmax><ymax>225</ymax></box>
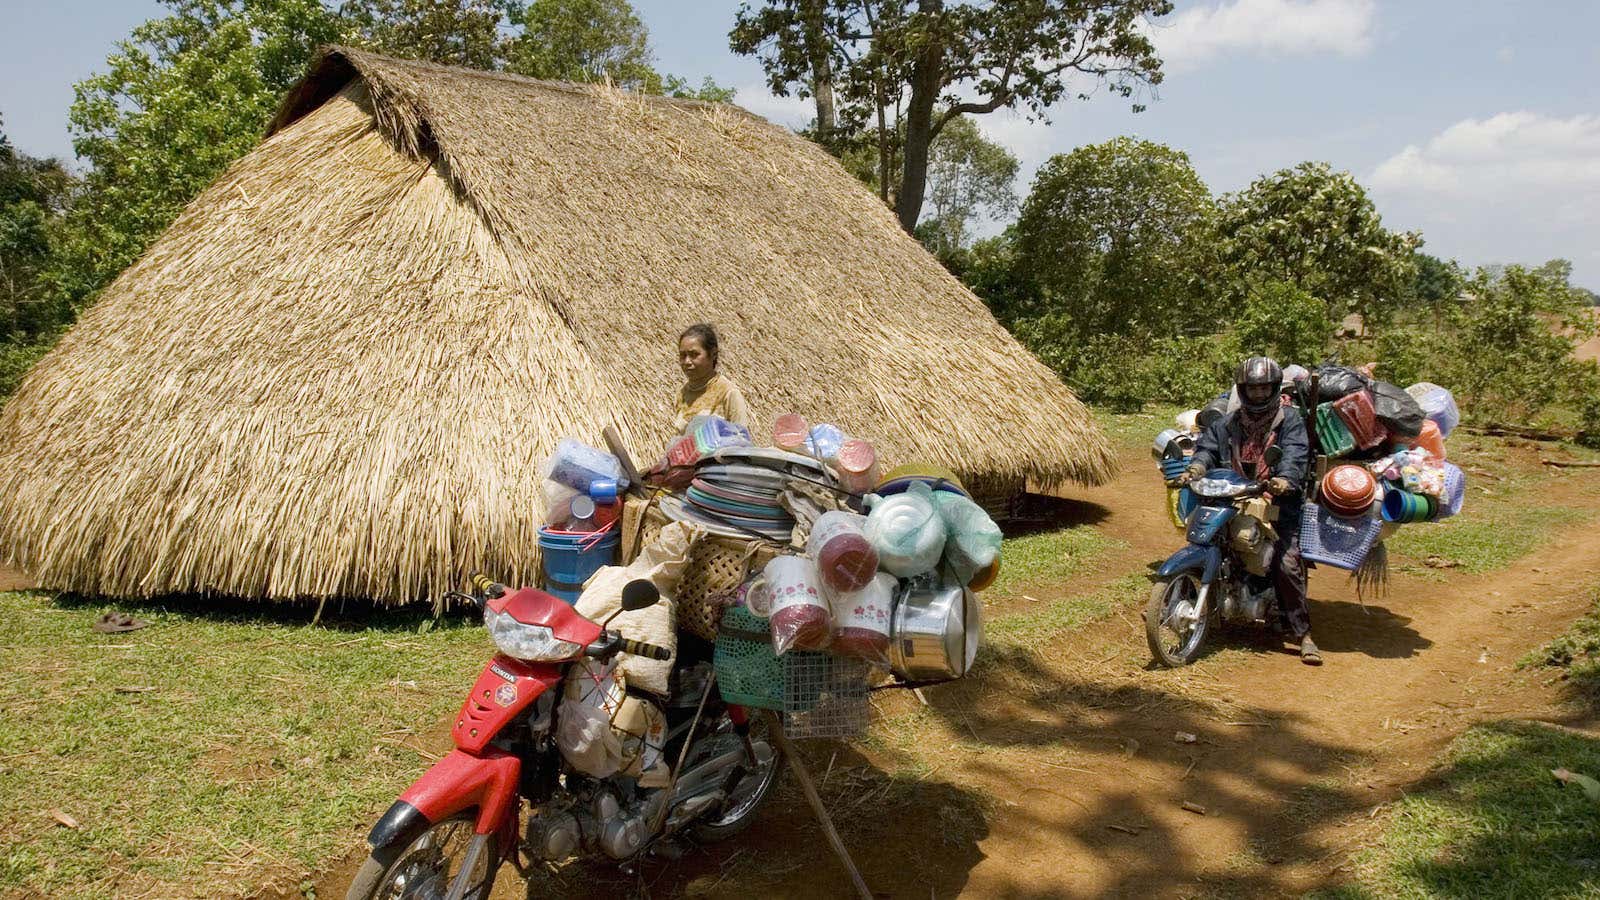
<box><xmin>0</xmin><ymin>47</ymin><xmax>1114</xmax><ymax>604</ymax></box>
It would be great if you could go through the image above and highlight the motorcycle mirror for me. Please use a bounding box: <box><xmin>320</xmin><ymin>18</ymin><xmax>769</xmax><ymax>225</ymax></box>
<box><xmin>620</xmin><ymin>580</ymin><xmax>660</xmax><ymax>612</ymax></box>
<box><xmin>1265</xmin><ymin>446</ymin><xmax>1284</xmax><ymax>468</ymax></box>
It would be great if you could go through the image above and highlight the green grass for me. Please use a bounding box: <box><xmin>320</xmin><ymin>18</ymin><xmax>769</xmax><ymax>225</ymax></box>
<box><xmin>1522</xmin><ymin>591</ymin><xmax>1600</xmax><ymax>712</ymax></box>
<box><xmin>985</xmin><ymin>574</ymin><xmax>1148</xmax><ymax>647</ymax></box>
<box><xmin>1093</xmin><ymin>403</ymin><xmax>1185</xmax><ymax>456</ymax></box>
<box><xmin>0</xmin><ymin>591</ymin><xmax>487</xmax><ymax>898</ymax></box>
<box><xmin>1318</xmin><ymin>721</ymin><xmax>1600</xmax><ymax>899</ymax></box>
<box><xmin>987</xmin><ymin>525</ymin><xmax>1121</xmax><ymax>599</ymax></box>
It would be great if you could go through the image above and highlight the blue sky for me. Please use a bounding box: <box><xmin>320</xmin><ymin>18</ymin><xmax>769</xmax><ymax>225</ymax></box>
<box><xmin>3</xmin><ymin>0</ymin><xmax>1598</xmax><ymax>286</ymax></box>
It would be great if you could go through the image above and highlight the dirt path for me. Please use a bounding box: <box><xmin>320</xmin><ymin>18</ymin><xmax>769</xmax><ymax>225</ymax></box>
<box><xmin>314</xmin><ymin>454</ymin><xmax>1600</xmax><ymax>899</ymax></box>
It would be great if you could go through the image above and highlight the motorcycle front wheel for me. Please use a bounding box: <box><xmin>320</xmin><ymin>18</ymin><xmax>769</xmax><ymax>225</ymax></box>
<box><xmin>1145</xmin><ymin>573</ymin><xmax>1209</xmax><ymax>667</ymax></box>
<box><xmin>345</xmin><ymin>811</ymin><xmax>500</xmax><ymax>900</ymax></box>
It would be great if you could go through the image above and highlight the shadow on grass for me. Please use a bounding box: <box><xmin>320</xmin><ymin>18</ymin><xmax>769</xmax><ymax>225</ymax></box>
<box><xmin>49</xmin><ymin>590</ymin><xmax>479</xmax><ymax>634</ymax></box>
<box><xmin>1318</xmin><ymin>720</ymin><xmax>1600</xmax><ymax>898</ymax></box>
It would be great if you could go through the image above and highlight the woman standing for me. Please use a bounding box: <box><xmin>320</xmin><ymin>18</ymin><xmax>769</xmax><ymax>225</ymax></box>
<box><xmin>673</xmin><ymin>323</ymin><xmax>751</xmax><ymax>432</ymax></box>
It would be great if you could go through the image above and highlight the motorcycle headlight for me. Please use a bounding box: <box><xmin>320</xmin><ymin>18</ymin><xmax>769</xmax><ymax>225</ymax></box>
<box><xmin>484</xmin><ymin>607</ymin><xmax>584</xmax><ymax>661</ymax></box>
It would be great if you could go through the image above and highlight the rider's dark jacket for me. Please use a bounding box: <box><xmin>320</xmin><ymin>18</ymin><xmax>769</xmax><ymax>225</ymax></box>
<box><xmin>1188</xmin><ymin>405</ymin><xmax>1311</xmax><ymax>528</ymax></box>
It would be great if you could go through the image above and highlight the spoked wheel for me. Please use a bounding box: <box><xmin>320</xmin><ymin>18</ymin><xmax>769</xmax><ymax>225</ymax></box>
<box><xmin>1145</xmin><ymin>573</ymin><xmax>1210</xmax><ymax>667</ymax></box>
<box><xmin>690</xmin><ymin>712</ymin><xmax>784</xmax><ymax>842</ymax></box>
<box><xmin>345</xmin><ymin>812</ymin><xmax>500</xmax><ymax>900</ymax></box>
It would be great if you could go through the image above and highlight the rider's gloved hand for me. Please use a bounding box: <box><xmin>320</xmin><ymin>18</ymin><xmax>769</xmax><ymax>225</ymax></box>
<box><xmin>1266</xmin><ymin>476</ymin><xmax>1292</xmax><ymax>496</ymax></box>
<box><xmin>1173</xmin><ymin>463</ymin><xmax>1206</xmax><ymax>487</ymax></box>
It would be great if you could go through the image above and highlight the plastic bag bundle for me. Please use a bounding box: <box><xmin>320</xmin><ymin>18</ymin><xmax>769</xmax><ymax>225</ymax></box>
<box><xmin>1315</xmin><ymin>365</ymin><xmax>1373</xmax><ymax>403</ymax></box>
<box><xmin>829</xmin><ymin>571</ymin><xmax>894</xmax><ymax>666</ymax></box>
<box><xmin>558</xmin><ymin>659</ymin><xmax>666</xmax><ymax>779</ymax></box>
<box><xmin>542</xmin><ymin>479</ymin><xmax>582</xmax><ymax>526</ymax></box>
<box><xmin>752</xmin><ymin>555</ymin><xmax>832</xmax><ymax>654</ymax></box>
<box><xmin>932</xmin><ymin>491</ymin><xmax>1003</xmax><ymax>585</ymax></box>
<box><xmin>806</xmin><ymin>511</ymin><xmax>878</xmax><ymax>593</ymax></box>
<box><xmin>863</xmin><ymin>482</ymin><xmax>947</xmax><ymax>577</ymax></box>
<box><xmin>687</xmin><ymin>414</ymin><xmax>752</xmax><ymax>456</ymax></box>
<box><xmin>546</xmin><ymin>438</ymin><xmax>628</xmax><ymax>493</ymax></box>
<box><xmin>1406</xmin><ymin>382</ymin><xmax>1461</xmax><ymax>438</ymax></box>
<box><xmin>1370</xmin><ymin>380</ymin><xmax>1425</xmax><ymax>439</ymax></box>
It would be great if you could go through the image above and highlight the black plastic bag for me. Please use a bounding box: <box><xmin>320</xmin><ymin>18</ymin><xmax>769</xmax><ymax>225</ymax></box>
<box><xmin>1371</xmin><ymin>380</ymin><xmax>1425</xmax><ymax>438</ymax></box>
<box><xmin>1314</xmin><ymin>365</ymin><xmax>1371</xmax><ymax>403</ymax></box>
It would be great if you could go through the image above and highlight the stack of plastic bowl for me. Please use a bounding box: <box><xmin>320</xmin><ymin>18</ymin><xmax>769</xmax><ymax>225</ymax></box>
<box><xmin>1321</xmin><ymin>464</ymin><xmax>1379</xmax><ymax>518</ymax></box>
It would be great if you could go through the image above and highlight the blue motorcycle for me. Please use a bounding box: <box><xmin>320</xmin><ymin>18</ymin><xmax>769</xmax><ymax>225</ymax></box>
<box><xmin>1145</xmin><ymin>451</ymin><xmax>1284</xmax><ymax>667</ymax></box>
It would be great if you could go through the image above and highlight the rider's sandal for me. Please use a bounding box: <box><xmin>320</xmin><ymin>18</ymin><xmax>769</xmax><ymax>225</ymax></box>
<box><xmin>1299</xmin><ymin>635</ymin><xmax>1323</xmax><ymax>666</ymax></box>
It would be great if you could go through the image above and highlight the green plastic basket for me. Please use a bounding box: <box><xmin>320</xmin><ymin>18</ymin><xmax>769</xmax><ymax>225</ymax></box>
<box><xmin>713</xmin><ymin>605</ymin><xmax>825</xmax><ymax>712</ymax></box>
<box><xmin>1315</xmin><ymin>402</ymin><xmax>1356</xmax><ymax>458</ymax></box>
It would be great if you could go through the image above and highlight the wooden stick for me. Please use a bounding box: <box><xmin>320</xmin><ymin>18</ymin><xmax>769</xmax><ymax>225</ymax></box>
<box><xmin>763</xmin><ymin>711</ymin><xmax>872</xmax><ymax>900</ymax></box>
<box><xmin>1542</xmin><ymin>459</ymin><xmax>1600</xmax><ymax>468</ymax></box>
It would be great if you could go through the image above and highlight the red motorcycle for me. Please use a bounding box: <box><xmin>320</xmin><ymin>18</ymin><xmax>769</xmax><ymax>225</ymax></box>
<box><xmin>346</xmin><ymin>575</ymin><xmax>783</xmax><ymax>900</ymax></box>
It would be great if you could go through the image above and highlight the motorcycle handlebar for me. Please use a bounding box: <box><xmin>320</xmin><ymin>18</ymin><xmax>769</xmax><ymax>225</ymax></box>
<box><xmin>617</xmin><ymin>637</ymin><xmax>673</xmax><ymax>661</ymax></box>
<box><xmin>584</xmin><ymin>632</ymin><xmax>673</xmax><ymax>662</ymax></box>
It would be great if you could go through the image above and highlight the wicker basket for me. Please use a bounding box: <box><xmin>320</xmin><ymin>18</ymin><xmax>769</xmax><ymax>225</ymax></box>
<box><xmin>623</xmin><ymin>495</ymin><xmax>784</xmax><ymax>640</ymax></box>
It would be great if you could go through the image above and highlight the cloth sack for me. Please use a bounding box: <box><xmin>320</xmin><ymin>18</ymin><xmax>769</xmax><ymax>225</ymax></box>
<box><xmin>576</xmin><ymin>520</ymin><xmax>702</xmax><ymax>696</ymax></box>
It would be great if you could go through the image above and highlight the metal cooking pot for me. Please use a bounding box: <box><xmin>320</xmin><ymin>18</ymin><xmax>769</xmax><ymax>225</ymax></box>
<box><xmin>888</xmin><ymin>580</ymin><xmax>981</xmax><ymax>681</ymax></box>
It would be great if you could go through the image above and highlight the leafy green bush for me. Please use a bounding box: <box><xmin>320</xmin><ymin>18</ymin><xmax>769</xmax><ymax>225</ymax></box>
<box><xmin>1373</xmin><ymin>325</ymin><xmax>1437</xmax><ymax>389</ymax></box>
<box><xmin>1233</xmin><ymin>281</ymin><xmax>1333</xmax><ymax>365</ymax></box>
<box><xmin>0</xmin><ymin>333</ymin><xmax>55</xmax><ymax>406</ymax></box>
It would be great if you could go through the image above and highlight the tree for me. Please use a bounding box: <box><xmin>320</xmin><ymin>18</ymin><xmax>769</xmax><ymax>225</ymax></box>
<box><xmin>732</xmin><ymin>0</ymin><xmax>1171</xmax><ymax>232</ymax></box>
<box><xmin>504</xmin><ymin>0</ymin><xmax>659</xmax><ymax>89</ymax></box>
<box><xmin>50</xmin><ymin>0</ymin><xmax>347</xmax><ymax>307</ymax></box>
<box><xmin>1211</xmin><ymin>162</ymin><xmax>1418</xmax><ymax>329</ymax></box>
<box><xmin>1012</xmin><ymin>136</ymin><xmax>1214</xmax><ymax>340</ymax></box>
<box><xmin>0</xmin><ymin>117</ymin><xmax>76</xmax><ymax>340</ymax></box>
<box><xmin>913</xmin><ymin>115</ymin><xmax>1016</xmax><ymax>255</ymax></box>
<box><xmin>1436</xmin><ymin>261</ymin><xmax>1596</xmax><ymax>425</ymax></box>
<box><xmin>343</xmin><ymin>0</ymin><xmax>506</xmax><ymax>68</ymax></box>
<box><xmin>1233</xmin><ymin>281</ymin><xmax>1333</xmax><ymax>366</ymax></box>
<box><xmin>1411</xmin><ymin>250</ymin><xmax>1461</xmax><ymax>307</ymax></box>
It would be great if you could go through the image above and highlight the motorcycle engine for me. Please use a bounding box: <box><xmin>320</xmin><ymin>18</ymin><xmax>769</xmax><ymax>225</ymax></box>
<box><xmin>526</xmin><ymin>786</ymin><xmax>668</xmax><ymax>861</ymax></box>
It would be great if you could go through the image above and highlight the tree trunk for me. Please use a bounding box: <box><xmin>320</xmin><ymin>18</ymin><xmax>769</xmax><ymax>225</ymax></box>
<box><xmin>895</xmin><ymin>0</ymin><xmax>944</xmax><ymax>233</ymax></box>
<box><xmin>801</xmin><ymin>0</ymin><xmax>835</xmax><ymax>145</ymax></box>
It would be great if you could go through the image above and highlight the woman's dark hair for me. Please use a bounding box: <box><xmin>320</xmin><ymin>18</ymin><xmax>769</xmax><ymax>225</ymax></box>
<box><xmin>679</xmin><ymin>323</ymin><xmax>720</xmax><ymax>365</ymax></box>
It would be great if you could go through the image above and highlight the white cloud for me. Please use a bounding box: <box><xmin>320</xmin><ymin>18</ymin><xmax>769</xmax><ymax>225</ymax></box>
<box><xmin>1372</xmin><ymin>112</ymin><xmax>1600</xmax><ymax>194</ymax></box>
<box><xmin>1496</xmin><ymin>46</ymin><xmax>1515</xmax><ymax>64</ymax></box>
<box><xmin>1148</xmin><ymin>0</ymin><xmax>1377</xmax><ymax>73</ymax></box>
<box><xmin>733</xmin><ymin>85</ymin><xmax>812</xmax><ymax>130</ymax></box>
<box><xmin>1370</xmin><ymin>112</ymin><xmax>1600</xmax><ymax>285</ymax></box>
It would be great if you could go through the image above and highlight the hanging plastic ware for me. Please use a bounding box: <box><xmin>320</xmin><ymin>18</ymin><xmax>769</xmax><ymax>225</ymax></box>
<box><xmin>751</xmin><ymin>556</ymin><xmax>831</xmax><ymax>654</ymax></box>
<box><xmin>1333</xmin><ymin>390</ymin><xmax>1388</xmax><ymax>450</ymax></box>
<box><xmin>772</xmin><ymin>413</ymin><xmax>810</xmax><ymax>452</ymax></box>
<box><xmin>806</xmin><ymin>511</ymin><xmax>879</xmax><ymax>594</ymax></box>
<box><xmin>805</xmin><ymin>423</ymin><xmax>846</xmax><ymax>461</ymax></box>
<box><xmin>1391</xmin><ymin>419</ymin><xmax>1447</xmax><ymax>460</ymax></box>
<box><xmin>1382</xmin><ymin>489</ymin><xmax>1438</xmax><ymax>523</ymax></box>
<box><xmin>832</xmin><ymin>438</ymin><xmax>880</xmax><ymax>494</ymax></box>
<box><xmin>1436</xmin><ymin>462</ymin><xmax>1467</xmax><ymax>518</ymax></box>
<box><xmin>932</xmin><ymin>491</ymin><xmax>1003</xmax><ymax>585</ymax></box>
<box><xmin>1406</xmin><ymin>382</ymin><xmax>1461</xmax><ymax>438</ymax></box>
<box><xmin>863</xmin><ymin>482</ymin><xmax>947</xmax><ymax>577</ymax></box>
<box><xmin>829</xmin><ymin>571</ymin><xmax>894</xmax><ymax>665</ymax></box>
<box><xmin>1321</xmin><ymin>465</ymin><xmax>1378</xmax><ymax>517</ymax></box>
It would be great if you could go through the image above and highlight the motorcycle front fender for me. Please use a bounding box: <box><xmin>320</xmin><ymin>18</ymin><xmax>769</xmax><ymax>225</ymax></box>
<box><xmin>373</xmin><ymin>746</ymin><xmax>521</xmax><ymax>846</ymax></box>
<box><xmin>1157</xmin><ymin>543</ymin><xmax>1222</xmax><ymax>584</ymax></box>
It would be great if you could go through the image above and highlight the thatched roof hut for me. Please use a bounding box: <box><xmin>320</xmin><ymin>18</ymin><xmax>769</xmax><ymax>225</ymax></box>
<box><xmin>0</xmin><ymin>47</ymin><xmax>1114</xmax><ymax>604</ymax></box>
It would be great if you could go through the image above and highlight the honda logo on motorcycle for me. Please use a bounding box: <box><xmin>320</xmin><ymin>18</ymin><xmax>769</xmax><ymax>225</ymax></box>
<box><xmin>493</xmin><ymin>682</ymin><xmax>518</xmax><ymax>707</ymax></box>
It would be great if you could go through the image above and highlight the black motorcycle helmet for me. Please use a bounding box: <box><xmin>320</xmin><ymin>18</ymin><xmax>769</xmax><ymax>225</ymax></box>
<box><xmin>1235</xmin><ymin>356</ymin><xmax>1283</xmax><ymax>415</ymax></box>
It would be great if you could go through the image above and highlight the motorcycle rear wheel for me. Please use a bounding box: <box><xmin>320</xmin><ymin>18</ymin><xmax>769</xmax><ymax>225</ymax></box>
<box><xmin>345</xmin><ymin>811</ymin><xmax>499</xmax><ymax>900</ymax></box>
<box><xmin>1146</xmin><ymin>573</ymin><xmax>1209</xmax><ymax>667</ymax></box>
<box><xmin>689</xmin><ymin>713</ymin><xmax>785</xmax><ymax>843</ymax></box>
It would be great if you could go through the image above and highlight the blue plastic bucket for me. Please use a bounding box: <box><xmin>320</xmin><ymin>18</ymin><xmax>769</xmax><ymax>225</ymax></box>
<box><xmin>538</xmin><ymin>527</ymin><xmax>620</xmax><ymax>604</ymax></box>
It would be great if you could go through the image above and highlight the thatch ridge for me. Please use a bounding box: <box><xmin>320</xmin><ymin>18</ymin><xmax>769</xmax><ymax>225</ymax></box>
<box><xmin>0</xmin><ymin>49</ymin><xmax>1115</xmax><ymax>604</ymax></box>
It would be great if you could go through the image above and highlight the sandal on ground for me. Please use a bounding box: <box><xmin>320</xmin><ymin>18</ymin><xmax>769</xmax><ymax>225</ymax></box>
<box><xmin>92</xmin><ymin>611</ymin><xmax>149</xmax><ymax>634</ymax></box>
<box><xmin>1299</xmin><ymin>635</ymin><xmax>1323</xmax><ymax>666</ymax></box>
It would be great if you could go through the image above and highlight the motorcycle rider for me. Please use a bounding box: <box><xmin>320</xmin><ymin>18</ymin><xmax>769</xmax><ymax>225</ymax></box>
<box><xmin>1176</xmin><ymin>357</ymin><xmax>1320</xmax><ymax>665</ymax></box>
